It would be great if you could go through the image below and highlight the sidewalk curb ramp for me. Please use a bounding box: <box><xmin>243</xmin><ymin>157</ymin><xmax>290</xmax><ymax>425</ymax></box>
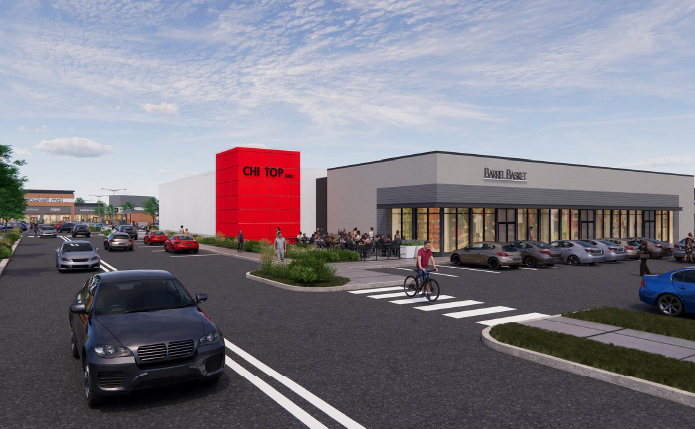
<box><xmin>0</xmin><ymin>235</ymin><xmax>23</xmax><ymax>279</ymax></box>
<box><xmin>481</xmin><ymin>326</ymin><xmax>695</xmax><ymax>409</ymax></box>
<box><xmin>246</xmin><ymin>271</ymin><xmax>403</xmax><ymax>293</ymax></box>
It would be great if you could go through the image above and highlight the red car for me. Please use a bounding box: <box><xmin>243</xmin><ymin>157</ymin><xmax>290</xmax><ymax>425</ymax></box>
<box><xmin>54</xmin><ymin>222</ymin><xmax>64</xmax><ymax>230</ymax></box>
<box><xmin>165</xmin><ymin>234</ymin><xmax>199</xmax><ymax>254</ymax></box>
<box><xmin>144</xmin><ymin>230</ymin><xmax>168</xmax><ymax>245</ymax></box>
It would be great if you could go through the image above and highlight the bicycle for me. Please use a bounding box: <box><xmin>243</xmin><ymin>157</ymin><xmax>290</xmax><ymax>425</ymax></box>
<box><xmin>403</xmin><ymin>268</ymin><xmax>440</xmax><ymax>301</ymax></box>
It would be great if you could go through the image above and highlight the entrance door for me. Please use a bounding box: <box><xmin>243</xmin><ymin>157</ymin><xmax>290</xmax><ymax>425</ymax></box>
<box><xmin>497</xmin><ymin>209</ymin><xmax>516</xmax><ymax>243</ymax></box>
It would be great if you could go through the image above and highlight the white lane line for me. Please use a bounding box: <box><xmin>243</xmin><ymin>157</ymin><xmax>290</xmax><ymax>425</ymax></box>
<box><xmin>100</xmin><ymin>260</ymin><xmax>118</xmax><ymax>271</ymax></box>
<box><xmin>389</xmin><ymin>295</ymin><xmax>455</xmax><ymax>305</ymax></box>
<box><xmin>439</xmin><ymin>266</ymin><xmax>500</xmax><ymax>274</ymax></box>
<box><xmin>151</xmin><ymin>250</ymin><xmax>166</xmax><ymax>252</ymax></box>
<box><xmin>430</xmin><ymin>272</ymin><xmax>458</xmax><ymax>277</ymax></box>
<box><xmin>414</xmin><ymin>300</ymin><xmax>484</xmax><ymax>312</ymax></box>
<box><xmin>443</xmin><ymin>306</ymin><xmax>515</xmax><ymax>319</ymax></box>
<box><xmin>520</xmin><ymin>267</ymin><xmax>537</xmax><ymax>271</ymax></box>
<box><xmin>348</xmin><ymin>286</ymin><xmax>403</xmax><ymax>294</ymax></box>
<box><xmin>28</xmin><ymin>235</ymin><xmax>34</xmax><ymax>237</ymax></box>
<box><xmin>225</xmin><ymin>339</ymin><xmax>365</xmax><ymax>429</ymax></box>
<box><xmin>477</xmin><ymin>313</ymin><xmax>551</xmax><ymax>327</ymax></box>
<box><xmin>394</xmin><ymin>267</ymin><xmax>458</xmax><ymax>278</ymax></box>
<box><xmin>367</xmin><ymin>292</ymin><xmax>411</xmax><ymax>299</ymax></box>
<box><xmin>224</xmin><ymin>356</ymin><xmax>328</xmax><ymax>429</ymax></box>
<box><xmin>100</xmin><ymin>265</ymin><xmax>111</xmax><ymax>272</ymax></box>
<box><xmin>548</xmin><ymin>266</ymin><xmax>560</xmax><ymax>269</ymax></box>
<box><xmin>170</xmin><ymin>254</ymin><xmax>219</xmax><ymax>258</ymax></box>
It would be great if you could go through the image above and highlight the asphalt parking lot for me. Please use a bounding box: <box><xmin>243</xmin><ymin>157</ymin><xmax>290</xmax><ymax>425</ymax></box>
<box><xmin>1</xmin><ymin>231</ymin><xmax>694</xmax><ymax>428</ymax></box>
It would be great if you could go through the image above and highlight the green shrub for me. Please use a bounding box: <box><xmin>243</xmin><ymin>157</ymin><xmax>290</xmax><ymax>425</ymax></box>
<box><xmin>0</xmin><ymin>247</ymin><xmax>12</xmax><ymax>259</ymax></box>
<box><xmin>289</xmin><ymin>264</ymin><xmax>318</xmax><ymax>283</ymax></box>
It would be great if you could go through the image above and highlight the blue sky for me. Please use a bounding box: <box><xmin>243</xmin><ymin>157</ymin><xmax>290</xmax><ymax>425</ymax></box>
<box><xmin>1</xmin><ymin>0</ymin><xmax>694</xmax><ymax>201</ymax></box>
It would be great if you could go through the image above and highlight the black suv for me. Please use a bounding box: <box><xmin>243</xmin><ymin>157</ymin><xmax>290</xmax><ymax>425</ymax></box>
<box><xmin>117</xmin><ymin>225</ymin><xmax>138</xmax><ymax>240</ymax></box>
<box><xmin>57</xmin><ymin>222</ymin><xmax>75</xmax><ymax>233</ymax></box>
<box><xmin>71</xmin><ymin>224</ymin><xmax>91</xmax><ymax>238</ymax></box>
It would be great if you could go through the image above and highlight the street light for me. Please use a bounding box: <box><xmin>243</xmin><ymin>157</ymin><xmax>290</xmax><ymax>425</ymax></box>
<box><xmin>102</xmin><ymin>188</ymin><xmax>126</xmax><ymax>194</ymax></box>
<box><xmin>90</xmin><ymin>194</ymin><xmax>108</xmax><ymax>224</ymax></box>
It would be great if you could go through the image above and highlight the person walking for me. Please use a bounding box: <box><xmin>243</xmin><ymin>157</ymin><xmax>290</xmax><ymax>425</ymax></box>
<box><xmin>237</xmin><ymin>230</ymin><xmax>244</xmax><ymax>252</ymax></box>
<box><xmin>368</xmin><ymin>227</ymin><xmax>374</xmax><ymax>239</ymax></box>
<box><xmin>275</xmin><ymin>232</ymin><xmax>286</xmax><ymax>262</ymax></box>
<box><xmin>639</xmin><ymin>240</ymin><xmax>652</xmax><ymax>276</ymax></box>
<box><xmin>685</xmin><ymin>232</ymin><xmax>694</xmax><ymax>263</ymax></box>
<box><xmin>179</xmin><ymin>225</ymin><xmax>185</xmax><ymax>234</ymax></box>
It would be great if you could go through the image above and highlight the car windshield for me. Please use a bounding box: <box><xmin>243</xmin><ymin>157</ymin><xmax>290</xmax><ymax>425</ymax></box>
<box><xmin>153</xmin><ymin>231</ymin><xmax>165</xmax><ymax>235</ymax></box>
<box><xmin>530</xmin><ymin>242</ymin><xmax>552</xmax><ymax>249</ymax></box>
<box><xmin>501</xmin><ymin>245</ymin><xmax>517</xmax><ymax>252</ymax></box>
<box><xmin>574</xmin><ymin>241</ymin><xmax>593</xmax><ymax>247</ymax></box>
<box><xmin>599</xmin><ymin>240</ymin><xmax>616</xmax><ymax>246</ymax></box>
<box><xmin>177</xmin><ymin>235</ymin><xmax>194</xmax><ymax>240</ymax></box>
<box><xmin>94</xmin><ymin>279</ymin><xmax>195</xmax><ymax>315</ymax></box>
<box><xmin>121</xmin><ymin>226</ymin><xmax>135</xmax><ymax>231</ymax></box>
<box><xmin>627</xmin><ymin>241</ymin><xmax>640</xmax><ymax>246</ymax></box>
<box><xmin>63</xmin><ymin>242</ymin><xmax>94</xmax><ymax>252</ymax></box>
<box><xmin>41</xmin><ymin>225</ymin><xmax>53</xmax><ymax>230</ymax></box>
<box><xmin>76</xmin><ymin>225</ymin><xmax>88</xmax><ymax>229</ymax></box>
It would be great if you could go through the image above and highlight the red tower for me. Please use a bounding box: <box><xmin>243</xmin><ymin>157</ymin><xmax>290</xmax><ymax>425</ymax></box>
<box><xmin>216</xmin><ymin>147</ymin><xmax>300</xmax><ymax>241</ymax></box>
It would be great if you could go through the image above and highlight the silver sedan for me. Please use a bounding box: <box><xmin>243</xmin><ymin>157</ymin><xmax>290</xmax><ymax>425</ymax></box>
<box><xmin>550</xmin><ymin>240</ymin><xmax>605</xmax><ymax>266</ymax></box>
<box><xmin>38</xmin><ymin>225</ymin><xmax>57</xmax><ymax>238</ymax></box>
<box><xmin>580</xmin><ymin>239</ymin><xmax>628</xmax><ymax>262</ymax></box>
<box><xmin>55</xmin><ymin>241</ymin><xmax>100</xmax><ymax>271</ymax></box>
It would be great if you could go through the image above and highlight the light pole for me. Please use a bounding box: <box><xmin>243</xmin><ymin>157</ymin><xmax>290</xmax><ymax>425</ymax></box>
<box><xmin>101</xmin><ymin>188</ymin><xmax>126</xmax><ymax>225</ymax></box>
<box><xmin>90</xmin><ymin>194</ymin><xmax>107</xmax><ymax>224</ymax></box>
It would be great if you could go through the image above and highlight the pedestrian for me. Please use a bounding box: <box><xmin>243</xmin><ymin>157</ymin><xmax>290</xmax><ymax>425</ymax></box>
<box><xmin>179</xmin><ymin>225</ymin><xmax>185</xmax><ymax>233</ymax></box>
<box><xmin>237</xmin><ymin>230</ymin><xmax>244</xmax><ymax>252</ymax></box>
<box><xmin>639</xmin><ymin>240</ymin><xmax>652</xmax><ymax>276</ymax></box>
<box><xmin>685</xmin><ymin>232</ymin><xmax>694</xmax><ymax>263</ymax></box>
<box><xmin>529</xmin><ymin>226</ymin><xmax>534</xmax><ymax>241</ymax></box>
<box><xmin>369</xmin><ymin>227</ymin><xmax>374</xmax><ymax>239</ymax></box>
<box><xmin>275</xmin><ymin>232</ymin><xmax>286</xmax><ymax>262</ymax></box>
<box><xmin>185</xmin><ymin>228</ymin><xmax>189</xmax><ymax>235</ymax></box>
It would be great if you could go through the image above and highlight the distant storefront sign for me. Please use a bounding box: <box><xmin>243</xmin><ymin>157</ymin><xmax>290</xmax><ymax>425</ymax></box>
<box><xmin>26</xmin><ymin>197</ymin><xmax>75</xmax><ymax>203</ymax></box>
<box><xmin>483</xmin><ymin>168</ymin><xmax>527</xmax><ymax>182</ymax></box>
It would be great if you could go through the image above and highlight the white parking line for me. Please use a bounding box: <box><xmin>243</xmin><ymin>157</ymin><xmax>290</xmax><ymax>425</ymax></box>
<box><xmin>413</xmin><ymin>300</ymin><xmax>483</xmax><ymax>312</ymax></box>
<box><xmin>439</xmin><ymin>266</ymin><xmax>500</xmax><ymax>274</ymax></box>
<box><xmin>520</xmin><ymin>267</ymin><xmax>537</xmax><ymax>271</ymax></box>
<box><xmin>477</xmin><ymin>313</ymin><xmax>551</xmax><ymax>326</ymax></box>
<box><xmin>443</xmin><ymin>306</ymin><xmax>515</xmax><ymax>319</ymax></box>
<box><xmin>225</xmin><ymin>339</ymin><xmax>365</xmax><ymax>429</ymax></box>
<box><xmin>224</xmin><ymin>356</ymin><xmax>328</xmax><ymax>429</ymax></box>
<box><xmin>389</xmin><ymin>295</ymin><xmax>455</xmax><ymax>305</ymax></box>
<box><xmin>100</xmin><ymin>265</ymin><xmax>111</xmax><ymax>272</ymax></box>
<box><xmin>349</xmin><ymin>286</ymin><xmax>403</xmax><ymax>294</ymax></box>
<box><xmin>100</xmin><ymin>260</ymin><xmax>118</xmax><ymax>271</ymax></box>
<box><xmin>151</xmin><ymin>250</ymin><xmax>166</xmax><ymax>252</ymax></box>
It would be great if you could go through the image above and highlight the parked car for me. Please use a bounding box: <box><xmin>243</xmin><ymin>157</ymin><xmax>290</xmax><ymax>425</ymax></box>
<box><xmin>602</xmin><ymin>238</ymin><xmax>641</xmax><ymax>260</ymax></box>
<box><xmin>72</xmin><ymin>224</ymin><xmax>91</xmax><ymax>238</ymax></box>
<box><xmin>450</xmin><ymin>241</ymin><xmax>522</xmax><ymax>270</ymax></box>
<box><xmin>55</xmin><ymin>241</ymin><xmax>100</xmax><ymax>271</ymax></box>
<box><xmin>54</xmin><ymin>222</ymin><xmax>64</xmax><ymax>230</ymax></box>
<box><xmin>94</xmin><ymin>223</ymin><xmax>103</xmax><ymax>229</ymax></box>
<box><xmin>117</xmin><ymin>225</ymin><xmax>138</xmax><ymax>240</ymax></box>
<box><xmin>38</xmin><ymin>224</ymin><xmax>57</xmax><ymax>238</ymax></box>
<box><xmin>672</xmin><ymin>238</ymin><xmax>688</xmax><ymax>262</ymax></box>
<box><xmin>68</xmin><ymin>270</ymin><xmax>224</xmax><ymax>407</ymax></box>
<box><xmin>628</xmin><ymin>237</ymin><xmax>672</xmax><ymax>259</ymax></box>
<box><xmin>144</xmin><ymin>230</ymin><xmax>168</xmax><ymax>245</ymax></box>
<box><xmin>639</xmin><ymin>267</ymin><xmax>695</xmax><ymax>317</ymax></box>
<box><xmin>4</xmin><ymin>222</ymin><xmax>27</xmax><ymax>231</ymax></box>
<box><xmin>507</xmin><ymin>241</ymin><xmax>562</xmax><ymax>268</ymax></box>
<box><xmin>104</xmin><ymin>232</ymin><xmax>134</xmax><ymax>251</ymax></box>
<box><xmin>579</xmin><ymin>239</ymin><xmax>628</xmax><ymax>262</ymax></box>
<box><xmin>165</xmin><ymin>235</ymin><xmax>200</xmax><ymax>254</ymax></box>
<box><xmin>549</xmin><ymin>240</ymin><xmax>605</xmax><ymax>266</ymax></box>
<box><xmin>57</xmin><ymin>222</ymin><xmax>75</xmax><ymax>233</ymax></box>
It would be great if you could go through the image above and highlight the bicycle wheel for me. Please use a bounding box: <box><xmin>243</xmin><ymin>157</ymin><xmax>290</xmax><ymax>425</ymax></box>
<box><xmin>425</xmin><ymin>279</ymin><xmax>440</xmax><ymax>301</ymax></box>
<box><xmin>403</xmin><ymin>276</ymin><xmax>418</xmax><ymax>297</ymax></box>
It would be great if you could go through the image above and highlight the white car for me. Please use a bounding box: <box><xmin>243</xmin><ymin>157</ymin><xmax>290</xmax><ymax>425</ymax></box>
<box><xmin>38</xmin><ymin>225</ymin><xmax>57</xmax><ymax>238</ymax></box>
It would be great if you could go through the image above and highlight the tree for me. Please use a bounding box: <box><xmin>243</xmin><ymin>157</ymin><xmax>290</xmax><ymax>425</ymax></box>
<box><xmin>0</xmin><ymin>145</ymin><xmax>28</xmax><ymax>238</ymax></box>
<box><xmin>75</xmin><ymin>197</ymin><xmax>85</xmax><ymax>204</ymax></box>
<box><xmin>119</xmin><ymin>201</ymin><xmax>135</xmax><ymax>223</ymax></box>
<box><xmin>92</xmin><ymin>201</ymin><xmax>106</xmax><ymax>223</ymax></box>
<box><xmin>142</xmin><ymin>197</ymin><xmax>159</xmax><ymax>223</ymax></box>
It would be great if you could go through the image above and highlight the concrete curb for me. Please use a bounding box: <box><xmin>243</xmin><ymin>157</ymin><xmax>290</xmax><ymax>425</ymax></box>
<box><xmin>0</xmin><ymin>235</ymin><xmax>23</xmax><ymax>280</ymax></box>
<box><xmin>481</xmin><ymin>326</ymin><xmax>695</xmax><ymax>409</ymax></box>
<box><xmin>246</xmin><ymin>271</ymin><xmax>403</xmax><ymax>293</ymax></box>
<box><xmin>200</xmin><ymin>245</ymin><xmax>262</xmax><ymax>263</ymax></box>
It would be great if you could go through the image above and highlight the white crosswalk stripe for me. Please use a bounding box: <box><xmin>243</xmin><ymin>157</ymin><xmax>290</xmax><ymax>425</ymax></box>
<box><xmin>414</xmin><ymin>300</ymin><xmax>483</xmax><ymax>311</ymax></box>
<box><xmin>476</xmin><ymin>313</ymin><xmax>550</xmax><ymax>326</ymax></box>
<box><xmin>389</xmin><ymin>295</ymin><xmax>455</xmax><ymax>305</ymax></box>
<box><xmin>367</xmin><ymin>292</ymin><xmax>411</xmax><ymax>299</ymax></box>
<box><xmin>444</xmin><ymin>306</ymin><xmax>515</xmax><ymax>319</ymax></box>
<box><xmin>349</xmin><ymin>286</ymin><xmax>403</xmax><ymax>294</ymax></box>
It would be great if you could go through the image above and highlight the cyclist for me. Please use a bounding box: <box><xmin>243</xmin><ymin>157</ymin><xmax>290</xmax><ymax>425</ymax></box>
<box><xmin>416</xmin><ymin>240</ymin><xmax>438</xmax><ymax>295</ymax></box>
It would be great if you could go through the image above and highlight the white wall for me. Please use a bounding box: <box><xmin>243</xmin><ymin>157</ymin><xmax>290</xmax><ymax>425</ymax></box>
<box><xmin>159</xmin><ymin>171</ymin><xmax>216</xmax><ymax>236</ymax></box>
<box><xmin>301</xmin><ymin>168</ymin><xmax>326</xmax><ymax>234</ymax></box>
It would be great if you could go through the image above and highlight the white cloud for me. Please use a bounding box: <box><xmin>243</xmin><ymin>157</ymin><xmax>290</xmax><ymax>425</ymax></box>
<box><xmin>617</xmin><ymin>157</ymin><xmax>693</xmax><ymax>169</ymax></box>
<box><xmin>18</xmin><ymin>125</ymin><xmax>47</xmax><ymax>133</ymax></box>
<box><xmin>35</xmin><ymin>137</ymin><xmax>113</xmax><ymax>158</ymax></box>
<box><xmin>142</xmin><ymin>102</ymin><xmax>178</xmax><ymax>115</ymax></box>
<box><xmin>157</xmin><ymin>169</ymin><xmax>172</xmax><ymax>174</ymax></box>
<box><xmin>13</xmin><ymin>148</ymin><xmax>32</xmax><ymax>156</ymax></box>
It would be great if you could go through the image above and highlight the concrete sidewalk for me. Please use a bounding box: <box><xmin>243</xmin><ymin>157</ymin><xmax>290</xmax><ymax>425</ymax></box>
<box><xmin>521</xmin><ymin>316</ymin><xmax>695</xmax><ymax>363</ymax></box>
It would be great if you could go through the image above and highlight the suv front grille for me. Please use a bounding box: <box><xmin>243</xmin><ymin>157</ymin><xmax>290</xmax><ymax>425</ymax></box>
<box><xmin>168</xmin><ymin>340</ymin><xmax>194</xmax><ymax>358</ymax></box>
<box><xmin>205</xmin><ymin>354</ymin><xmax>224</xmax><ymax>372</ymax></box>
<box><xmin>138</xmin><ymin>343</ymin><xmax>167</xmax><ymax>361</ymax></box>
<box><xmin>98</xmin><ymin>371</ymin><xmax>124</xmax><ymax>388</ymax></box>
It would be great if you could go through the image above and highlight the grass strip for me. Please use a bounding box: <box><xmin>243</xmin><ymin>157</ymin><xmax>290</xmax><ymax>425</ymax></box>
<box><xmin>563</xmin><ymin>307</ymin><xmax>695</xmax><ymax>342</ymax></box>
<box><xmin>251</xmin><ymin>270</ymin><xmax>350</xmax><ymax>288</ymax></box>
<box><xmin>490</xmin><ymin>323</ymin><xmax>695</xmax><ymax>394</ymax></box>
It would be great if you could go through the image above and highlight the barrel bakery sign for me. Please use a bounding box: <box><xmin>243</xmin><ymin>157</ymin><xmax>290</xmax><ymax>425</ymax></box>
<box><xmin>483</xmin><ymin>168</ymin><xmax>527</xmax><ymax>182</ymax></box>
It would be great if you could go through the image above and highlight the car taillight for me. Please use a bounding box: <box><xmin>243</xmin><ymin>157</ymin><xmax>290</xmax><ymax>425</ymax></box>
<box><xmin>539</xmin><ymin>250</ymin><xmax>551</xmax><ymax>255</ymax></box>
<box><xmin>640</xmin><ymin>278</ymin><xmax>645</xmax><ymax>289</ymax></box>
<box><xmin>109</xmin><ymin>239</ymin><xmax>114</xmax><ymax>243</ymax></box>
<box><xmin>129</xmin><ymin>239</ymin><xmax>133</xmax><ymax>244</ymax></box>
<box><xmin>655</xmin><ymin>244</ymin><xmax>663</xmax><ymax>249</ymax></box>
<box><xmin>497</xmin><ymin>252</ymin><xmax>509</xmax><ymax>257</ymax></box>
<box><xmin>626</xmin><ymin>246</ymin><xmax>635</xmax><ymax>250</ymax></box>
<box><xmin>608</xmin><ymin>247</ymin><xmax>617</xmax><ymax>251</ymax></box>
<box><xmin>584</xmin><ymin>248</ymin><xmax>595</xmax><ymax>253</ymax></box>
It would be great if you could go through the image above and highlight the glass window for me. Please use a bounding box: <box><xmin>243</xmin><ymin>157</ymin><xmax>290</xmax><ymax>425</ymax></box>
<box><xmin>669</xmin><ymin>211</ymin><xmax>673</xmax><ymax>243</ymax></box>
<box><xmin>603</xmin><ymin>210</ymin><xmax>610</xmax><ymax>238</ymax></box>
<box><xmin>428</xmin><ymin>208</ymin><xmax>440</xmax><ymax>252</ymax></box>
<box><xmin>529</xmin><ymin>209</ymin><xmax>538</xmax><ymax>241</ymax></box>
<box><xmin>655</xmin><ymin>211</ymin><xmax>662</xmax><ymax>241</ymax></box>
<box><xmin>550</xmin><ymin>209</ymin><xmax>560</xmax><ymax>242</ymax></box>
<box><xmin>517</xmin><ymin>209</ymin><xmax>527</xmax><ymax>241</ymax></box>
<box><xmin>484</xmin><ymin>208</ymin><xmax>496</xmax><ymax>242</ymax></box>
<box><xmin>417</xmin><ymin>208</ymin><xmax>427</xmax><ymax>241</ymax></box>
<box><xmin>619</xmin><ymin>210</ymin><xmax>627</xmax><ymax>238</ymax></box>
<box><xmin>560</xmin><ymin>209</ymin><xmax>569</xmax><ymax>240</ymax></box>
<box><xmin>457</xmin><ymin>209</ymin><xmax>469</xmax><ymax>249</ymax></box>
<box><xmin>628</xmin><ymin>210</ymin><xmax>635</xmax><ymax>237</ymax></box>
<box><xmin>402</xmin><ymin>209</ymin><xmax>412</xmax><ymax>240</ymax></box>
<box><xmin>391</xmin><ymin>209</ymin><xmax>401</xmax><ymax>240</ymax></box>
<box><xmin>444</xmin><ymin>210</ymin><xmax>456</xmax><ymax>253</ymax></box>
<box><xmin>539</xmin><ymin>209</ymin><xmax>548</xmax><ymax>243</ymax></box>
<box><xmin>498</xmin><ymin>209</ymin><xmax>507</xmax><ymax>222</ymax></box>
<box><xmin>636</xmin><ymin>211</ymin><xmax>643</xmax><ymax>237</ymax></box>
<box><xmin>471</xmin><ymin>208</ymin><xmax>483</xmax><ymax>243</ymax></box>
<box><xmin>611</xmin><ymin>210</ymin><xmax>620</xmax><ymax>238</ymax></box>
<box><xmin>571</xmin><ymin>210</ymin><xmax>579</xmax><ymax>240</ymax></box>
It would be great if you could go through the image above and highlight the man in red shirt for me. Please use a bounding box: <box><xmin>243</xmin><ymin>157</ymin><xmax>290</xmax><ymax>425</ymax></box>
<box><xmin>417</xmin><ymin>240</ymin><xmax>438</xmax><ymax>295</ymax></box>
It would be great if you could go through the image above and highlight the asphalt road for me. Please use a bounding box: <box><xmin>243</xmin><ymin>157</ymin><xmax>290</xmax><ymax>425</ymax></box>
<box><xmin>1</xmin><ymin>232</ymin><xmax>694</xmax><ymax>428</ymax></box>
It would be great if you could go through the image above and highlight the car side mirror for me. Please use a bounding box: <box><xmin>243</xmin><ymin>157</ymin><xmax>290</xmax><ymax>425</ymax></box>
<box><xmin>55</xmin><ymin>248</ymin><xmax>60</xmax><ymax>253</ymax></box>
<box><xmin>196</xmin><ymin>293</ymin><xmax>208</xmax><ymax>303</ymax></box>
<box><xmin>70</xmin><ymin>303</ymin><xmax>87</xmax><ymax>314</ymax></box>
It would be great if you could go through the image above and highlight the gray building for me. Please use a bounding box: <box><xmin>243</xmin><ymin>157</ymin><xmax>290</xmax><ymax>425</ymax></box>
<box><xmin>108</xmin><ymin>195</ymin><xmax>156</xmax><ymax>224</ymax></box>
<box><xmin>327</xmin><ymin>151</ymin><xmax>694</xmax><ymax>254</ymax></box>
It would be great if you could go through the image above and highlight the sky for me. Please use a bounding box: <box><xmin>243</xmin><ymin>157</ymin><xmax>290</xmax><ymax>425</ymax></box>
<box><xmin>1</xmin><ymin>0</ymin><xmax>694</xmax><ymax>202</ymax></box>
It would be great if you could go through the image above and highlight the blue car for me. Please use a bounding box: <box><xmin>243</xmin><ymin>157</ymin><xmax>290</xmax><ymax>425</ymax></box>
<box><xmin>639</xmin><ymin>267</ymin><xmax>695</xmax><ymax>316</ymax></box>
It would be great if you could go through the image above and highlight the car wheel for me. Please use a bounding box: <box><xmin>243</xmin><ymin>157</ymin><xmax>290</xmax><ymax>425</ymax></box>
<box><xmin>524</xmin><ymin>256</ymin><xmax>537</xmax><ymax>268</ymax></box>
<box><xmin>487</xmin><ymin>258</ymin><xmax>501</xmax><ymax>270</ymax></box>
<box><xmin>70</xmin><ymin>331</ymin><xmax>79</xmax><ymax>359</ymax></box>
<box><xmin>451</xmin><ymin>253</ymin><xmax>461</xmax><ymax>265</ymax></box>
<box><xmin>193</xmin><ymin>249</ymin><xmax>199</xmax><ymax>254</ymax></box>
<box><xmin>84</xmin><ymin>359</ymin><xmax>102</xmax><ymax>408</ymax></box>
<box><xmin>568</xmin><ymin>255</ymin><xmax>580</xmax><ymax>266</ymax></box>
<box><xmin>657</xmin><ymin>294</ymin><xmax>684</xmax><ymax>317</ymax></box>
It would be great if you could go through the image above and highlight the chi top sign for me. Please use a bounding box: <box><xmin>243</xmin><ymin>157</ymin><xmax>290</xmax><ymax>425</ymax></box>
<box><xmin>483</xmin><ymin>167</ymin><xmax>527</xmax><ymax>182</ymax></box>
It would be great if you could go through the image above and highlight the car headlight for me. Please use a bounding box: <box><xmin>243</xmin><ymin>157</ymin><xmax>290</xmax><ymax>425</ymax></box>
<box><xmin>94</xmin><ymin>344</ymin><xmax>133</xmax><ymax>358</ymax></box>
<box><xmin>90</xmin><ymin>256</ymin><xmax>99</xmax><ymax>261</ymax></box>
<box><xmin>61</xmin><ymin>257</ymin><xmax>71</xmax><ymax>262</ymax></box>
<box><xmin>199</xmin><ymin>330</ymin><xmax>220</xmax><ymax>345</ymax></box>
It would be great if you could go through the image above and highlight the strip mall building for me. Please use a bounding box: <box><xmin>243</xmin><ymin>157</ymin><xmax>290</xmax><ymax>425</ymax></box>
<box><xmin>160</xmin><ymin>149</ymin><xmax>694</xmax><ymax>254</ymax></box>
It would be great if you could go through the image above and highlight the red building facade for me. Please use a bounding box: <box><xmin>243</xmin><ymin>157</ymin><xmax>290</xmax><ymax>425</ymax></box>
<box><xmin>216</xmin><ymin>147</ymin><xmax>300</xmax><ymax>241</ymax></box>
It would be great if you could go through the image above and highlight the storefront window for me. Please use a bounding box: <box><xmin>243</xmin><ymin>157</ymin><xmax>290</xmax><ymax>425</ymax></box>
<box><xmin>517</xmin><ymin>209</ymin><xmax>527</xmax><ymax>241</ymax></box>
<box><xmin>444</xmin><ymin>208</ymin><xmax>456</xmax><ymax>253</ymax></box>
<box><xmin>550</xmin><ymin>209</ymin><xmax>560</xmax><ymax>242</ymax></box>
<box><xmin>595</xmin><ymin>210</ymin><xmax>603</xmax><ymax>238</ymax></box>
<box><xmin>402</xmin><ymin>208</ymin><xmax>412</xmax><ymax>240</ymax></box>
<box><xmin>539</xmin><ymin>209</ymin><xmax>548</xmax><ymax>242</ymax></box>
<box><xmin>417</xmin><ymin>208</ymin><xmax>427</xmax><ymax>241</ymax></box>
<box><xmin>428</xmin><ymin>208</ymin><xmax>440</xmax><ymax>252</ymax></box>
<box><xmin>620</xmin><ymin>210</ymin><xmax>628</xmax><ymax>238</ymax></box>
<box><xmin>612</xmin><ymin>210</ymin><xmax>620</xmax><ymax>238</ymax></box>
<box><xmin>628</xmin><ymin>210</ymin><xmax>635</xmax><ymax>237</ymax></box>
<box><xmin>391</xmin><ymin>209</ymin><xmax>401</xmax><ymax>240</ymax></box>
<box><xmin>636</xmin><ymin>211</ymin><xmax>643</xmax><ymax>237</ymax></box>
<box><xmin>560</xmin><ymin>209</ymin><xmax>569</xmax><ymax>240</ymax></box>
<box><xmin>484</xmin><ymin>208</ymin><xmax>496</xmax><ymax>241</ymax></box>
<box><xmin>471</xmin><ymin>208</ymin><xmax>483</xmax><ymax>243</ymax></box>
<box><xmin>655</xmin><ymin>211</ymin><xmax>662</xmax><ymax>241</ymax></box>
<box><xmin>457</xmin><ymin>208</ymin><xmax>469</xmax><ymax>249</ymax></box>
<box><xmin>669</xmin><ymin>211</ymin><xmax>673</xmax><ymax>243</ymax></box>
<box><xmin>571</xmin><ymin>210</ymin><xmax>579</xmax><ymax>240</ymax></box>
<box><xmin>603</xmin><ymin>210</ymin><xmax>611</xmax><ymax>238</ymax></box>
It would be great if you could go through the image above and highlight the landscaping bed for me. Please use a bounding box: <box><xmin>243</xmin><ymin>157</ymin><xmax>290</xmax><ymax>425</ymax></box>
<box><xmin>0</xmin><ymin>228</ymin><xmax>22</xmax><ymax>261</ymax></box>
<box><xmin>251</xmin><ymin>270</ymin><xmax>350</xmax><ymax>287</ymax></box>
<box><xmin>564</xmin><ymin>307</ymin><xmax>695</xmax><ymax>342</ymax></box>
<box><xmin>490</xmin><ymin>322</ymin><xmax>695</xmax><ymax>394</ymax></box>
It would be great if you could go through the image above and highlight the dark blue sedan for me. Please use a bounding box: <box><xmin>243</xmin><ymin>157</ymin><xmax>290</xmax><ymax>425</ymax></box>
<box><xmin>639</xmin><ymin>267</ymin><xmax>695</xmax><ymax>316</ymax></box>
